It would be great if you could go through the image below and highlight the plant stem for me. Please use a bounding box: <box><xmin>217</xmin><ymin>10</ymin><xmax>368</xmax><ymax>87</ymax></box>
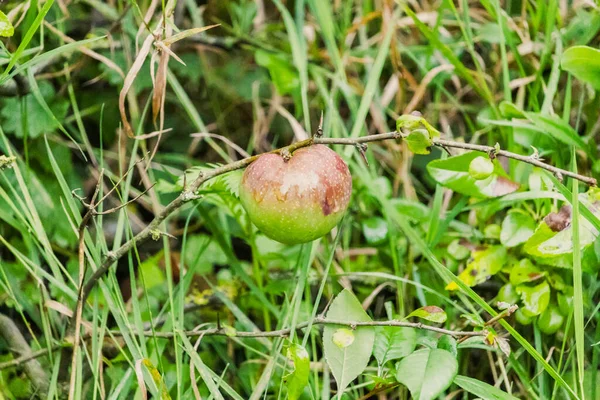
<box><xmin>76</xmin><ymin>128</ymin><xmax>597</xmax><ymax>318</ymax></box>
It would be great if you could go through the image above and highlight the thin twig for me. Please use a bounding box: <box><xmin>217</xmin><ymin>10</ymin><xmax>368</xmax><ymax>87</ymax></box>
<box><xmin>77</xmin><ymin>128</ymin><xmax>596</xmax><ymax>315</ymax></box>
<box><xmin>0</xmin><ymin>316</ymin><xmax>484</xmax><ymax>372</ymax></box>
<box><xmin>109</xmin><ymin>317</ymin><xmax>486</xmax><ymax>339</ymax></box>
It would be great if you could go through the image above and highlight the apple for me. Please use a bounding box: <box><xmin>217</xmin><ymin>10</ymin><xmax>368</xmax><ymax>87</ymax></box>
<box><xmin>239</xmin><ymin>144</ymin><xmax>352</xmax><ymax>244</ymax></box>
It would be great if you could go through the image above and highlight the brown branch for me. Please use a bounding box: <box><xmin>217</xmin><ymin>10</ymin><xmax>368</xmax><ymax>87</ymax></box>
<box><xmin>0</xmin><ymin>316</ymin><xmax>484</xmax><ymax>372</ymax></box>
<box><xmin>76</xmin><ymin>128</ymin><xmax>597</xmax><ymax>316</ymax></box>
<box><xmin>0</xmin><ymin>314</ymin><xmax>49</xmax><ymax>396</ymax></box>
<box><xmin>110</xmin><ymin>317</ymin><xmax>487</xmax><ymax>339</ymax></box>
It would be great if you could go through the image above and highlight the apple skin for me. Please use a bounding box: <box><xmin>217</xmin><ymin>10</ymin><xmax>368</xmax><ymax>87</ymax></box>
<box><xmin>239</xmin><ymin>144</ymin><xmax>352</xmax><ymax>244</ymax></box>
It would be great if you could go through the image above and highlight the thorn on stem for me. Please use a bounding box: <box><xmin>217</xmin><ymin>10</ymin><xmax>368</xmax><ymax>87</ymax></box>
<box><xmin>555</xmin><ymin>171</ymin><xmax>563</xmax><ymax>182</ymax></box>
<box><xmin>315</xmin><ymin>111</ymin><xmax>324</xmax><ymax>138</ymax></box>
<box><xmin>355</xmin><ymin>143</ymin><xmax>369</xmax><ymax>166</ymax></box>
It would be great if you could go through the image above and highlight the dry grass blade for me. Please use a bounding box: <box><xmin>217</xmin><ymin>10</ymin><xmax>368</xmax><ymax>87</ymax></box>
<box><xmin>119</xmin><ymin>34</ymin><xmax>154</xmax><ymax>138</ymax></box>
<box><xmin>162</xmin><ymin>24</ymin><xmax>220</xmax><ymax>46</ymax></box>
<box><xmin>134</xmin><ymin>359</ymin><xmax>149</xmax><ymax>400</ymax></box>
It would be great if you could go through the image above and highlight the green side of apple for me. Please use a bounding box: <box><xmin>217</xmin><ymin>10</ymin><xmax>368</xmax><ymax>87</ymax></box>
<box><xmin>240</xmin><ymin>186</ymin><xmax>345</xmax><ymax>245</ymax></box>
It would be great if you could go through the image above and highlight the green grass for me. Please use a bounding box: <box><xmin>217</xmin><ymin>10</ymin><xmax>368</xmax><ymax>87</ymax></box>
<box><xmin>1</xmin><ymin>0</ymin><xmax>600</xmax><ymax>399</ymax></box>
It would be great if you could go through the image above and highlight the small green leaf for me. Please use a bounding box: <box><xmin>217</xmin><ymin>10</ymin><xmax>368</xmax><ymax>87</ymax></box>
<box><xmin>407</xmin><ymin>306</ymin><xmax>447</xmax><ymax>323</ymax></box>
<box><xmin>323</xmin><ymin>289</ymin><xmax>375</xmax><ymax>396</ymax></box>
<box><xmin>509</xmin><ymin>259</ymin><xmax>545</xmax><ymax>286</ymax></box>
<box><xmin>0</xmin><ymin>81</ymin><xmax>69</xmax><ymax>138</ymax></box>
<box><xmin>516</xmin><ymin>281</ymin><xmax>551</xmax><ymax>317</ymax></box>
<box><xmin>373</xmin><ymin>326</ymin><xmax>417</xmax><ymax>365</ymax></box>
<box><xmin>469</xmin><ymin>156</ymin><xmax>494</xmax><ymax>180</ymax></box>
<box><xmin>284</xmin><ymin>342</ymin><xmax>310</xmax><ymax>400</ymax></box>
<box><xmin>437</xmin><ymin>336</ymin><xmax>458</xmax><ymax>358</ymax></box>
<box><xmin>255</xmin><ymin>49</ymin><xmax>300</xmax><ymax>96</ymax></box>
<box><xmin>446</xmin><ymin>246</ymin><xmax>507</xmax><ymax>291</ymax></box>
<box><xmin>500</xmin><ymin>212</ymin><xmax>536</xmax><ymax>247</ymax></box>
<box><xmin>396</xmin><ymin>348</ymin><xmax>458</xmax><ymax>400</ymax></box>
<box><xmin>0</xmin><ymin>11</ymin><xmax>13</xmax><ymax>37</ymax></box>
<box><xmin>427</xmin><ymin>152</ymin><xmax>519</xmax><ymax>198</ymax></box>
<box><xmin>454</xmin><ymin>375</ymin><xmax>520</xmax><ymax>400</ymax></box>
<box><xmin>561</xmin><ymin>45</ymin><xmax>600</xmax><ymax>90</ymax></box>
<box><xmin>405</xmin><ymin>129</ymin><xmax>433</xmax><ymax>155</ymax></box>
<box><xmin>361</xmin><ymin>217</ymin><xmax>388</xmax><ymax>245</ymax></box>
<box><xmin>396</xmin><ymin>114</ymin><xmax>425</xmax><ymax>130</ymax></box>
<box><xmin>447</xmin><ymin>240</ymin><xmax>470</xmax><ymax>260</ymax></box>
<box><xmin>524</xmin><ymin>218</ymin><xmax>598</xmax><ymax>259</ymax></box>
<box><xmin>536</xmin><ymin>305</ymin><xmax>565</xmax><ymax>335</ymax></box>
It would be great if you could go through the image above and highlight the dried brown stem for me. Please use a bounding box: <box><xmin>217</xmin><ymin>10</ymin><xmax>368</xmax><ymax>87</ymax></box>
<box><xmin>0</xmin><ymin>314</ymin><xmax>49</xmax><ymax>395</ymax></box>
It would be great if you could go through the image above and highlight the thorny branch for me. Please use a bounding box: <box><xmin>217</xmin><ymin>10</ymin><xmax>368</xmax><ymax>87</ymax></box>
<box><xmin>40</xmin><ymin>115</ymin><xmax>593</xmax><ymax>388</ymax></box>
<box><xmin>77</xmin><ymin>123</ymin><xmax>597</xmax><ymax>313</ymax></box>
<box><xmin>0</xmin><ymin>315</ymin><xmax>488</xmax><ymax>372</ymax></box>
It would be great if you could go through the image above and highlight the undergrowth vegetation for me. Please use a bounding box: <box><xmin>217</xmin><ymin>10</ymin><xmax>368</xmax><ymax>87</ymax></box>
<box><xmin>1</xmin><ymin>0</ymin><xmax>600</xmax><ymax>399</ymax></box>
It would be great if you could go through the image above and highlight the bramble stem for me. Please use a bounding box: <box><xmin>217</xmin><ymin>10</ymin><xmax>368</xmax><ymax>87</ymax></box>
<box><xmin>77</xmin><ymin>123</ymin><xmax>596</xmax><ymax>315</ymax></box>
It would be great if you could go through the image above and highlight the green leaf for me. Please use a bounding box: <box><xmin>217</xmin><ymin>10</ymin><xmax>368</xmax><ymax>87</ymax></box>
<box><xmin>524</xmin><ymin>112</ymin><xmax>587</xmax><ymax>151</ymax></box>
<box><xmin>524</xmin><ymin>217</ymin><xmax>598</xmax><ymax>258</ymax></box>
<box><xmin>446</xmin><ymin>246</ymin><xmax>507</xmax><ymax>291</ymax></box>
<box><xmin>469</xmin><ymin>156</ymin><xmax>494</xmax><ymax>180</ymax></box>
<box><xmin>405</xmin><ymin>129</ymin><xmax>433</xmax><ymax>155</ymax></box>
<box><xmin>396</xmin><ymin>348</ymin><xmax>458</xmax><ymax>400</ymax></box>
<box><xmin>454</xmin><ymin>375</ymin><xmax>519</xmax><ymax>400</ymax></box>
<box><xmin>255</xmin><ymin>49</ymin><xmax>300</xmax><ymax>96</ymax></box>
<box><xmin>427</xmin><ymin>152</ymin><xmax>519</xmax><ymax>198</ymax></box>
<box><xmin>509</xmin><ymin>259</ymin><xmax>545</xmax><ymax>286</ymax></box>
<box><xmin>0</xmin><ymin>81</ymin><xmax>69</xmax><ymax>139</ymax></box>
<box><xmin>361</xmin><ymin>217</ymin><xmax>388</xmax><ymax>245</ymax></box>
<box><xmin>500</xmin><ymin>212</ymin><xmax>536</xmax><ymax>247</ymax></box>
<box><xmin>516</xmin><ymin>281</ymin><xmax>551</xmax><ymax>317</ymax></box>
<box><xmin>561</xmin><ymin>45</ymin><xmax>600</xmax><ymax>90</ymax></box>
<box><xmin>407</xmin><ymin>306</ymin><xmax>447</xmax><ymax>323</ymax></box>
<box><xmin>284</xmin><ymin>343</ymin><xmax>310</xmax><ymax>400</ymax></box>
<box><xmin>0</xmin><ymin>11</ymin><xmax>14</xmax><ymax>37</ymax></box>
<box><xmin>323</xmin><ymin>289</ymin><xmax>375</xmax><ymax>396</ymax></box>
<box><xmin>373</xmin><ymin>326</ymin><xmax>417</xmax><ymax>366</ymax></box>
<box><xmin>437</xmin><ymin>336</ymin><xmax>457</xmax><ymax>358</ymax></box>
<box><xmin>447</xmin><ymin>240</ymin><xmax>470</xmax><ymax>260</ymax></box>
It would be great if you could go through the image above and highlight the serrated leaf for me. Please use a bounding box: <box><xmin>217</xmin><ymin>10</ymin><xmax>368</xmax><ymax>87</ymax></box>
<box><xmin>373</xmin><ymin>326</ymin><xmax>417</xmax><ymax>366</ymax></box>
<box><xmin>407</xmin><ymin>306</ymin><xmax>447</xmax><ymax>323</ymax></box>
<box><xmin>0</xmin><ymin>11</ymin><xmax>14</xmax><ymax>37</ymax></box>
<box><xmin>396</xmin><ymin>348</ymin><xmax>458</xmax><ymax>400</ymax></box>
<box><xmin>561</xmin><ymin>45</ymin><xmax>600</xmax><ymax>90</ymax></box>
<box><xmin>284</xmin><ymin>342</ymin><xmax>310</xmax><ymax>400</ymax></box>
<box><xmin>446</xmin><ymin>246</ymin><xmax>507</xmax><ymax>291</ymax></box>
<box><xmin>427</xmin><ymin>152</ymin><xmax>519</xmax><ymax>198</ymax></box>
<box><xmin>500</xmin><ymin>212</ymin><xmax>536</xmax><ymax>247</ymax></box>
<box><xmin>454</xmin><ymin>375</ymin><xmax>519</xmax><ymax>400</ymax></box>
<box><xmin>323</xmin><ymin>289</ymin><xmax>375</xmax><ymax>396</ymax></box>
